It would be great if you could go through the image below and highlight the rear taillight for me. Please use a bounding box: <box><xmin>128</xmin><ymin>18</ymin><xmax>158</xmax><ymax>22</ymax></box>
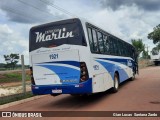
<box><xmin>80</xmin><ymin>62</ymin><xmax>89</xmax><ymax>82</ymax></box>
<box><xmin>30</xmin><ymin>67</ymin><xmax>35</xmax><ymax>85</ymax></box>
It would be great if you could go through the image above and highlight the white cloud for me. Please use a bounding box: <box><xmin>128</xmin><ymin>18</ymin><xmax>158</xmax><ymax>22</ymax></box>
<box><xmin>0</xmin><ymin>24</ymin><xmax>13</xmax><ymax>35</ymax></box>
<box><xmin>0</xmin><ymin>0</ymin><xmax>160</xmax><ymax>64</ymax></box>
<box><xmin>0</xmin><ymin>24</ymin><xmax>29</xmax><ymax>64</ymax></box>
<box><xmin>83</xmin><ymin>4</ymin><xmax>158</xmax><ymax>52</ymax></box>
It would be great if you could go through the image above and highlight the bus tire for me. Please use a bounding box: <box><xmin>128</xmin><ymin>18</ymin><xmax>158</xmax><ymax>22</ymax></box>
<box><xmin>111</xmin><ymin>73</ymin><xmax>119</xmax><ymax>93</ymax></box>
<box><xmin>130</xmin><ymin>72</ymin><xmax>135</xmax><ymax>81</ymax></box>
<box><xmin>70</xmin><ymin>94</ymin><xmax>88</xmax><ymax>97</ymax></box>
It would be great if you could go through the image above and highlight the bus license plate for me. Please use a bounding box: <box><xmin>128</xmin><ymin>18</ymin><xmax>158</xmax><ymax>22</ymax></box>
<box><xmin>52</xmin><ymin>89</ymin><xmax>62</xmax><ymax>93</ymax></box>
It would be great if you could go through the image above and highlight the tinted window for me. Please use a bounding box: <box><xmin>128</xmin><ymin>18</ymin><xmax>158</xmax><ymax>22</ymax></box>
<box><xmin>109</xmin><ymin>36</ymin><xmax>114</xmax><ymax>55</ymax></box>
<box><xmin>117</xmin><ymin>39</ymin><xmax>121</xmax><ymax>56</ymax></box>
<box><xmin>29</xmin><ymin>19</ymin><xmax>86</xmax><ymax>52</ymax></box>
<box><xmin>97</xmin><ymin>32</ymin><xmax>104</xmax><ymax>53</ymax></box>
<box><xmin>87</xmin><ymin>27</ymin><xmax>94</xmax><ymax>52</ymax></box>
<box><xmin>92</xmin><ymin>29</ymin><xmax>99</xmax><ymax>52</ymax></box>
<box><xmin>119</xmin><ymin>41</ymin><xmax>125</xmax><ymax>56</ymax></box>
<box><xmin>86</xmin><ymin>23</ymin><xmax>136</xmax><ymax>58</ymax></box>
<box><xmin>114</xmin><ymin>38</ymin><xmax>119</xmax><ymax>56</ymax></box>
<box><xmin>120</xmin><ymin>41</ymin><xmax>124</xmax><ymax>56</ymax></box>
<box><xmin>123</xmin><ymin>42</ymin><xmax>128</xmax><ymax>56</ymax></box>
<box><xmin>103</xmin><ymin>35</ymin><xmax>110</xmax><ymax>54</ymax></box>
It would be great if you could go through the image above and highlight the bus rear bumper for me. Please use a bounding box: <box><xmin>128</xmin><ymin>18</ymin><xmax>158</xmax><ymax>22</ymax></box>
<box><xmin>31</xmin><ymin>79</ymin><xmax>92</xmax><ymax>95</ymax></box>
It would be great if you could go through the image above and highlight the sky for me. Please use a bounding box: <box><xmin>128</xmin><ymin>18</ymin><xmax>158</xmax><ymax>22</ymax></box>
<box><xmin>0</xmin><ymin>0</ymin><xmax>160</xmax><ymax>64</ymax></box>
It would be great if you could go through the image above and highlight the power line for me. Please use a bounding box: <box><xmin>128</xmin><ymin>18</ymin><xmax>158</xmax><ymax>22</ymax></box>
<box><xmin>3</xmin><ymin>7</ymin><xmax>36</xmax><ymax>21</ymax></box>
<box><xmin>17</xmin><ymin>0</ymin><xmax>62</xmax><ymax>20</ymax></box>
<box><xmin>39</xmin><ymin>0</ymin><xmax>78</xmax><ymax>18</ymax></box>
<box><xmin>3</xmin><ymin>0</ymin><xmax>85</xmax><ymax>24</ymax></box>
<box><xmin>2</xmin><ymin>6</ymin><xmax>48</xmax><ymax>23</ymax></box>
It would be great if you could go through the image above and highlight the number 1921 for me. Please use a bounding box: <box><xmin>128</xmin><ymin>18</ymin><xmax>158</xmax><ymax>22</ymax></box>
<box><xmin>49</xmin><ymin>54</ymin><xmax>58</xmax><ymax>59</ymax></box>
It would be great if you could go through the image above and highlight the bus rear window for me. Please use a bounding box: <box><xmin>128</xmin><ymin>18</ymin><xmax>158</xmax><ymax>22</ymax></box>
<box><xmin>29</xmin><ymin>19</ymin><xmax>86</xmax><ymax>52</ymax></box>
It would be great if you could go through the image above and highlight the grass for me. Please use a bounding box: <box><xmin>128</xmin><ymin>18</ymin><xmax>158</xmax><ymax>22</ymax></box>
<box><xmin>0</xmin><ymin>71</ymin><xmax>30</xmax><ymax>83</ymax></box>
<box><xmin>0</xmin><ymin>92</ymin><xmax>35</xmax><ymax>105</ymax></box>
<box><xmin>0</xmin><ymin>68</ymin><xmax>7</xmax><ymax>71</ymax></box>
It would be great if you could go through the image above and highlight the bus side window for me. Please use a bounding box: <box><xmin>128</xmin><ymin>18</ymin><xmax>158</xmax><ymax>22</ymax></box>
<box><xmin>117</xmin><ymin>39</ymin><xmax>121</xmax><ymax>56</ymax></box>
<box><xmin>128</xmin><ymin>45</ymin><xmax>131</xmax><ymax>57</ymax></box>
<box><xmin>124</xmin><ymin>42</ymin><xmax>128</xmax><ymax>56</ymax></box>
<box><xmin>121</xmin><ymin>42</ymin><xmax>124</xmax><ymax>56</ymax></box>
<box><xmin>97</xmin><ymin>31</ymin><xmax>104</xmax><ymax>54</ymax></box>
<box><xmin>103</xmin><ymin>35</ymin><xmax>109</xmax><ymax>54</ymax></box>
<box><xmin>130</xmin><ymin>47</ymin><xmax>132</xmax><ymax>57</ymax></box>
<box><xmin>109</xmin><ymin>36</ymin><xmax>114</xmax><ymax>55</ymax></box>
<box><xmin>114</xmin><ymin>38</ymin><xmax>119</xmax><ymax>56</ymax></box>
<box><xmin>126</xmin><ymin>44</ymin><xmax>130</xmax><ymax>57</ymax></box>
<box><xmin>132</xmin><ymin>48</ymin><xmax>135</xmax><ymax>59</ymax></box>
<box><xmin>92</xmin><ymin>29</ymin><xmax>99</xmax><ymax>53</ymax></box>
<box><xmin>112</xmin><ymin>37</ymin><xmax>117</xmax><ymax>55</ymax></box>
<box><xmin>122</xmin><ymin>42</ymin><xmax>125</xmax><ymax>56</ymax></box>
<box><xmin>87</xmin><ymin>27</ymin><xmax>94</xmax><ymax>52</ymax></box>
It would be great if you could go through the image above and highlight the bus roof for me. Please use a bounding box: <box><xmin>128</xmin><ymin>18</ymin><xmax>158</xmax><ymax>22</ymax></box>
<box><xmin>30</xmin><ymin>17</ymin><xmax>135</xmax><ymax>50</ymax></box>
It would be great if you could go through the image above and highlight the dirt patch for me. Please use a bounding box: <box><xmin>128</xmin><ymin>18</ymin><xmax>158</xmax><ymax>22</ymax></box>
<box><xmin>138</xmin><ymin>59</ymin><xmax>154</xmax><ymax>69</ymax></box>
<box><xmin>0</xmin><ymin>84</ymin><xmax>31</xmax><ymax>97</ymax></box>
<box><xmin>0</xmin><ymin>81</ymin><xmax>31</xmax><ymax>87</ymax></box>
<box><xmin>0</xmin><ymin>86</ymin><xmax>22</xmax><ymax>97</ymax></box>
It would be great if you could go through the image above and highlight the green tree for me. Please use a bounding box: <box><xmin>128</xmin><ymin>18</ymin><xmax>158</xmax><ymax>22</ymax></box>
<box><xmin>148</xmin><ymin>24</ymin><xmax>160</xmax><ymax>44</ymax></box>
<box><xmin>4</xmin><ymin>53</ymin><xmax>19</xmax><ymax>70</ymax></box>
<box><xmin>131</xmin><ymin>39</ymin><xmax>145</xmax><ymax>56</ymax></box>
<box><xmin>151</xmin><ymin>43</ymin><xmax>160</xmax><ymax>55</ymax></box>
<box><xmin>156</xmin><ymin>42</ymin><xmax>160</xmax><ymax>49</ymax></box>
<box><xmin>142</xmin><ymin>50</ymin><xmax>150</xmax><ymax>59</ymax></box>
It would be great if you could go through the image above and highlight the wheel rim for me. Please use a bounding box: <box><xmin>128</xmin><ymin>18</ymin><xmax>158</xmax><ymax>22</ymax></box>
<box><xmin>115</xmin><ymin>76</ymin><xmax>118</xmax><ymax>89</ymax></box>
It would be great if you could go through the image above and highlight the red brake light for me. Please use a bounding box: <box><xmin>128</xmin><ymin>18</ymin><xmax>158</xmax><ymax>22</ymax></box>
<box><xmin>80</xmin><ymin>62</ymin><xmax>89</xmax><ymax>82</ymax></box>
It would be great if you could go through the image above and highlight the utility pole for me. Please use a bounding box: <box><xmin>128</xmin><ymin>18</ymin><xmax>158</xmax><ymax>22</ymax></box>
<box><xmin>21</xmin><ymin>55</ymin><xmax>26</xmax><ymax>95</ymax></box>
<box><xmin>145</xmin><ymin>44</ymin><xmax>149</xmax><ymax>59</ymax></box>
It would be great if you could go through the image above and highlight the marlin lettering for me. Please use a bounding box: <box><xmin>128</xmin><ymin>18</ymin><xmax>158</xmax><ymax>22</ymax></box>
<box><xmin>35</xmin><ymin>28</ymin><xmax>74</xmax><ymax>42</ymax></box>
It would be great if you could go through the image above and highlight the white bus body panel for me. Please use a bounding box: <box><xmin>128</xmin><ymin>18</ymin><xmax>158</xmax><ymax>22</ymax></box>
<box><xmin>31</xmin><ymin>49</ymin><xmax>80</xmax><ymax>85</ymax></box>
<box><xmin>91</xmin><ymin>54</ymin><xmax>133</xmax><ymax>93</ymax></box>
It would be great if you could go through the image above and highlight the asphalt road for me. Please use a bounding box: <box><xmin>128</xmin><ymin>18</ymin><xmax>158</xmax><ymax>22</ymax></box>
<box><xmin>0</xmin><ymin>66</ymin><xmax>160</xmax><ymax>120</ymax></box>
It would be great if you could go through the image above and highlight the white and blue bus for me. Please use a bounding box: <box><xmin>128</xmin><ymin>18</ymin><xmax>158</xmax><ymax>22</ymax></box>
<box><xmin>29</xmin><ymin>18</ymin><xmax>138</xmax><ymax>96</ymax></box>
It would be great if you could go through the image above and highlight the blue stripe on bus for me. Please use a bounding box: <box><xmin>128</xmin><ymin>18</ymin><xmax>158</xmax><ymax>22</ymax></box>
<box><xmin>98</xmin><ymin>58</ymin><xmax>128</xmax><ymax>65</ymax></box>
<box><xmin>36</xmin><ymin>64</ymin><xmax>80</xmax><ymax>84</ymax></box>
<box><xmin>97</xmin><ymin>57</ymin><xmax>135</xmax><ymax>69</ymax></box>
<box><xmin>96</xmin><ymin>60</ymin><xmax>129</xmax><ymax>82</ymax></box>
<box><xmin>32</xmin><ymin>78</ymin><xmax>92</xmax><ymax>95</ymax></box>
<box><xmin>37</xmin><ymin>61</ymin><xmax>80</xmax><ymax>68</ymax></box>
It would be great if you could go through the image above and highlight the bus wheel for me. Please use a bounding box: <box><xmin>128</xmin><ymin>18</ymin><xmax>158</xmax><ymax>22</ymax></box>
<box><xmin>70</xmin><ymin>94</ymin><xmax>79</xmax><ymax>97</ymax></box>
<box><xmin>70</xmin><ymin>94</ymin><xmax>89</xmax><ymax>97</ymax></box>
<box><xmin>111</xmin><ymin>73</ymin><xmax>119</xmax><ymax>93</ymax></box>
<box><xmin>130</xmin><ymin>72</ymin><xmax>135</xmax><ymax>81</ymax></box>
